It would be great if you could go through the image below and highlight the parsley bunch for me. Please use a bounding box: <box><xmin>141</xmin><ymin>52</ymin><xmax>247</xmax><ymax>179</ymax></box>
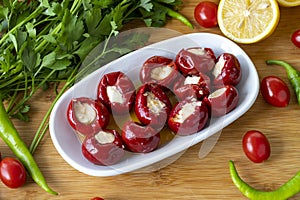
<box><xmin>0</xmin><ymin>0</ymin><xmax>190</xmax><ymax>153</ymax></box>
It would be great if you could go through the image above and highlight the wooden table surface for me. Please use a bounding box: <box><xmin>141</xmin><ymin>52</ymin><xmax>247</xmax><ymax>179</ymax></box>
<box><xmin>1</xmin><ymin>1</ymin><xmax>300</xmax><ymax>200</ymax></box>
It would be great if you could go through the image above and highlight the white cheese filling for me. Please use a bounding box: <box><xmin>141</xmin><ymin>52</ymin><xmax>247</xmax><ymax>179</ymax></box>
<box><xmin>209</xmin><ymin>87</ymin><xmax>227</xmax><ymax>98</ymax></box>
<box><xmin>107</xmin><ymin>85</ymin><xmax>125</xmax><ymax>104</ymax></box>
<box><xmin>150</xmin><ymin>65</ymin><xmax>173</xmax><ymax>80</ymax></box>
<box><xmin>173</xmin><ymin>100</ymin><xmax>202</xmax><ymax>123</ymax></box>
<box><xmin>144</xmin><ymin>92</ymin><xmax>166</xmax><ymax>115</ymax></box>
<box><xmin>74</xmin><ymin>102</ymin><xmax>96</xmax><ymax>124</ymax></box>
<box><xmin>95</xmin><ymin>131</ymin><xmax>115</xmax><ymax>144</ymax></box>
<box><xmin>212</xmin><ymin>55</ymin><xmax>226</xmax><ymax>78</ymax></box>
<box><xmin>184</xmin><ymin>76</ymin><xmax>201</xmax><ymax>85</ymax></box>
<box><xmin>187</xmin><ymin>48</ymin><xmax>205</xmax><ymax>55</ymax></box>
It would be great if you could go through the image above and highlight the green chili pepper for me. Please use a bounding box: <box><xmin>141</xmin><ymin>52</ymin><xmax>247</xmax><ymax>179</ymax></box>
<box><xmin>165</xmin><ymin>7</ymin><xmax>194</xmax><ymax>29</ymax></box>
<box><xmin>266</xmin><ymin>59</ymin><xmax>300</xmax><ymax>105</ymax></box>
<box><xmin>0</xmin><ymin>100</ymin><xmax>58</xmax><ymax>195</ymax></box>
<box><xmin>229</xmin><ymin>160</ymin><xmax>300</xmax><ymax>200</ymax></box>
<box><xmin>153</xmin><ymin>2</ymin><xmax>194</xmax><ymax>29</ymax></box>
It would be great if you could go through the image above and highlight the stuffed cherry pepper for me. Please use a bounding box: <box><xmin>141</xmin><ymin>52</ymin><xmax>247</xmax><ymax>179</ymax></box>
<box><xmin>204</xmin><ymin>85</ymin><xmax>239</xmax><ymax>117</ymax></box>
<box><xmin>122</xmin><ymin>121</ymin><xmax>160</xmax><ymax>153</ymax></box>
<box><xmin>175</xmin><ymin>47</ymin><xmax>216</xmax><ymax>75</ymax></box>
<box><xmin>97</xmin><ymin>71</ymin><xmax>136</xmax><ymax>115</ymax></box>
<box><xmin>168</xmin><ymin>98</ymin><xmax>209</xmax><ymax>136</ymax></box>
<box><xmin>140</xmin><ymin>56</ymin><xmax>180</xmax><ymax>89</ymax></box>
<box><xmin>173</xmin><ymin>72</ymin><xmax>211</xmax><ymax>101</ymax></box>
<box><xmin>67</xmin><ymin>97</ymin><xmax>110</xmax><ymax>136</ymax></box>
<box><xmin>212</xmin><ymin>53</ymin><xmax>241</xmax><ymax>87</ymax></box>
<box><xmin>135</xmin><ymin>83</ymin><xmax>172</xmax><ymax>130</ymax></box>
<box><xmin>82</xmin><ymin>129</ymin><xmax>125</xmax><ymax>166</ymax></box>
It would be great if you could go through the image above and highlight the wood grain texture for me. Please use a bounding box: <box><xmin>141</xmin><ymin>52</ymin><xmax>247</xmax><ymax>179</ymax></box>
<box><xmin>1</xmin><ymin>2</ymin><xmax>300</xmax><ymax>200</ymax></box>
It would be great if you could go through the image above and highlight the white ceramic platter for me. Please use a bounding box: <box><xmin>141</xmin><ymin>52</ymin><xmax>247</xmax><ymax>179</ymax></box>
<box><xmin>49</xmin><ymin>32</ymin><xmax>259</xmax><ymax>176</ymax></box>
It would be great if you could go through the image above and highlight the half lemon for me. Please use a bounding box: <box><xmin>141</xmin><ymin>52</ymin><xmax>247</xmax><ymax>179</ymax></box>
<box><xmin>218</xmin><ymin>0</ymin><xmax>280</xmax><ymax>44</ymax></box>
<box><xmin>277</xmin><ymin>0</ymin><xmax>300</xmax><ymax>7</ymax></box>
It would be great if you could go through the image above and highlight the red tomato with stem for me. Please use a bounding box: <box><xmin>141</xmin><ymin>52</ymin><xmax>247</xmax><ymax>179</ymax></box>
<box><xmin>0</xmin><ymin>157</ymin><xmax>27</xmax><ymax>188</ymax></box>
<box><xmin>242</xmin><ymin>130</ymin><xmax>271</xmax><ymax>163</ymax></box>
<box><xmin>260</xmin><ymin>76</ymin><xmax>290</xmax><ymax>107</ymax></box>
<box><xmin>194</xmin><ymin>1</ymin><xmax>218</xmax><ymax>28</ymax></box>
<box><xmin>291</xmin><ymin>29</ymin><xmax>300</xmax><ymax>48</ymax></box>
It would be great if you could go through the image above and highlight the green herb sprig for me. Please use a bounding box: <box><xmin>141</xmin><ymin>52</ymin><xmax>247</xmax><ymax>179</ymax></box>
<box><xmin>0</xmin><ymin>0</ymin><xmax>191</xmax><ymax>193</ymax></box>
<box><xmin>0</xmin><ymin>0</ymin><xmax>190</xmax><ymax>150</ymax></box>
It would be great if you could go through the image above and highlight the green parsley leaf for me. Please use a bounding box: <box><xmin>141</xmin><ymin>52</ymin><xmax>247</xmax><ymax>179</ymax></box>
<box><xmin>25</xmin><ymin>22</ymin><xmax>36</xmax><ymax>38</ymax></box>
<box><xmin>47</xmin><ymin>59</ymin><xmax>71</xmax><ymax>70</ymax></box>
<box><xmin>42</xmin><ymin>34</ymin><xmax>57</xmax><ymax>44</ymax></box>
<box><xmin>41</xmin><ymin>52</ymin><xmax>56</xmax><ymax>69</ymax></box>
<box><xmin>91</xmin><ymin>0</ymin><xmax>116</xmax><ymax>8</ymax></box>
<box><xmin>8</xmin><ymin>33</ymin><xmax>18</xmax><ymax>51</ymax></box>
<box><xmin>0</xmin><ymin>6</ymin><xmax>8</xmax><ymax>21</ymax></box>
<box><xmin>16</xmin><ymin>30</ymin><xmax>27</xmax><ymax>48</ymax></box>
<box><xmin>84</xmin><ymin>8</ymin><xmax>103</xmax><ymax>37</ymax></box>
<box><xmin>154</xmin><ymin>0</ymin><xmax>182</xmax><ymax>6</ymax></box>
<box><xmin>22</xmin><ymin>38</ymin><xmax>39</xmax><ymax>73</ymax></box>
<box><xmin>59</xmin><ymin>9</ymin><xmax>85</xmax><ymax>52</ymax></box>
<box><xmin>39</xmin><ymin>0</ymin><xmax>51</xmax><ymax>8</ymax></box>
<box><xmin>140</xmin><ymin>0</ymin><xmax>153</xmax><ymax>12</ymax></box>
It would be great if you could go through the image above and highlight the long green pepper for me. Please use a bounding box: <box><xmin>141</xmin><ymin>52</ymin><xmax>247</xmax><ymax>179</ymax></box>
<box><xmin>266</xmin><ymin>60</ymin><xmax>300</xmax><ymax>105</ymax></box>
<box><xmin>0</xmin><ymin>100</ymin><xmax>57</xmax><ymax>195</ymax></box>
<box><xmin>229</xmin><ymin>160</ymin><xmax>300</xmax><ymax>200</ymax></box>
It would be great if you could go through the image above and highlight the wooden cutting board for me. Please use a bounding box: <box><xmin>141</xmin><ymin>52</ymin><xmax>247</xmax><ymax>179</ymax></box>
<box><xmin>1</xmin><ymin>1</ymin><xmax>300</xmax><ymax>199</ymax></box>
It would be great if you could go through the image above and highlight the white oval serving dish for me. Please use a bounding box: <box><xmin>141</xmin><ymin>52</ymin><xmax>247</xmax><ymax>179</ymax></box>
<box><xmin>49</xmin><ymin>32</ymin><xmax>259</xmax><ymax>176</ymax></box>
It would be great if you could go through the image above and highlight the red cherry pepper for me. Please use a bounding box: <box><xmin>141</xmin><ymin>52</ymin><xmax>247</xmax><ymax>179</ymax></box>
<box><xmin>122</xmin><ymin>121</ymin><xmax>160</xmax><ymax>153</ymax></box>
<box><xmin>67</xmin><ymin>97</ymin><xmax>110</xmax><ymax>136</ymax></box>
<box><xmin>212</xmin><ymin>53</ymin><xmax>242</xmax><ymax>87</ymax></box>
<box><xmin>168</xmin><ymin>99</ymin><xmax>209</xmax><ymax>136</ymax></box>
<box><xmin>97</xmin><ymin>71</ymin><xmax>136</xmax><ymax>115</ymax></box>
<box><xmin>173</xmin><ymin>73</ymin><xmax>211</xmax><ymax>100</ymax></box>
<box><xmin>140</xmin><ymin>56</ymin><xmax>180</xmax><ymax>89</ymax></box>
<box><xmin>82</xmin><ymin>129</ymin><xmax>125</xmax><ymax>166</ymax></box>
<box><xmin>135</xmin><ymin>83</ymin><xmax>172</xmax><ymax>130</ymax></box>
<box><xmin>204</xmin><ymin>85</ymin><xmax>239</xmax><ymax>117</ymax></box>
<box><xmin>175</xmin><ymin>47</ymin><xmax>216</xmax><ymax>75</ymax></box>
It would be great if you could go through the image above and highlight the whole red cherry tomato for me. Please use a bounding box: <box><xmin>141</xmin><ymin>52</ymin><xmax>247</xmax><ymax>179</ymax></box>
<box><xmin>242</xmin><ymin>130</ymin><xmax>271</xmax><ymax>163</ymax></box>
<box><xmin>291</xmin><ymin>29</ymin><xmax>300</xmax><ymax>48</ymax></box>
<box><xmin>91</xmin><ymin>197</ymin><xmax>104</xmax><ymax>200</ymax></box>
<box><xmin>260</xmin><ymin>76</ymin><xmax>290</xmax><ymax>107</ymax></box>
<box><xmin>194</xmin><ymin>1</ymin><xmax>218</xmax><ymax>28</ymax></box>
<box><xmin>0</xmin><ymin>157</ymin><xmax>27</xmax><ymax>188</ymax></box>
